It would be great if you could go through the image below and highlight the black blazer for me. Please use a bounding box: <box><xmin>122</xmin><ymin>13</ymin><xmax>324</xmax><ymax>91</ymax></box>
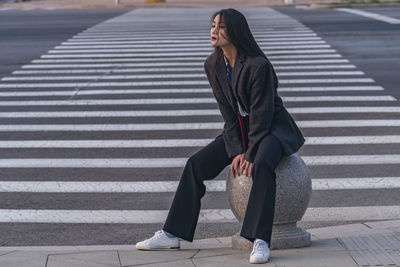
<box><xmin>204</xmin><ymin>49</ymin><xmax>305</xmax><ymax>163</ymax></box>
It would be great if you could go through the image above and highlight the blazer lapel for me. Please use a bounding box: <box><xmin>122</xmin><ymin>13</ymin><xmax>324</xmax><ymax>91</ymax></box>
<box><xmin>232</xmin><ymin>51</ymin><xmax>245</xmax><ymax>108</ymax></box>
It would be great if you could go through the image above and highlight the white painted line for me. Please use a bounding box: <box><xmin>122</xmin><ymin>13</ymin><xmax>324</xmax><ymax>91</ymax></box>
<box><xmin>2</xmin><ymin>72</ymin><xmax>366</xmax><ymax>81</ymax></box>
<box><xmin>0</xmin><ymin>123</ymin><xmax>224</xmax><ymax>132</ymax></box>
<box><xmin>275</xmin><ymin>65</ymin><xmax>356</xmax><ymax>69</ymax></box>
<box><xmin>298</xmin><ymin>120</ymin><xmax>400</xmax><ymax>128</ymax></box>
<box><xmin>12</xmin><ymin>64</ymin><xmax>356</xmax><ymax>75</ymax></box>
<box><xmin>70</xmin><ymin>33</ymin><xmax>318</xmax><ymax>40</ymax></box>
<box><xmin>0</xmin><ymin>155</ymin><xmax>400</xmax><ymax>168</ymax></box>
<box><xmin>63</xmin><ymin>37</ymin><xmax>323</xmax><ymax>45</ymax></box>
<box><xmin>305</xmin><ymin>135</ymin><xmax>400</xmax><ymax>145</ymax></box>
<box><xmin>0</xmin><ymin>209</ymin><xmax>231</xmax><ymax>223</ymax></box>
<box><xmin>311</xmin><ymin>177</ymin><xmax>400</xmax><ymax>190</ymax></box>
<box><xmin>0</xmin><ymin>139</ymin><xmax>213</xmax><ymax>148</ymax></box>
<box><xmin>0</xmin><ymin>81</ymin><xmax>210</xmax><ymax>88</ymax></box>
<box><xmin>0</xmin><ymin>120</ymin><xmax>399</xmax><ymax>131</ymax></box>
<box><xmin>0</xmin><ymin>206</ymin><xmax>399</xmax><ymax>223</ymax></box>
<box><xmin>295</xmin><ymin>5</ymin><xmax>310</xmax><ymax>9</ymax></box>
<box><xmin>2</xmin><ymin>74</ymin><xmax>207</xmax><ymax>81</ymax></box>
<box><xmin>57</xmin><ymin>41</ymin><xmax>328</xmax><ymax>48</ymax></box>
<box><xmin>29</xmin><ymin>57</ymin><xmax>345</xmax><ymax>64</ymax></box>
<box><xmin>288</xmin><ymin>106</ymin><xmax>400</xmax><ymax>114</ymax></box>
<box><xmin>0</xmin><ymin>88</ymin><xmax>212</xmax><ymax>97</ymax></box>
<box><xmin>277</xmin><ymin>71</ymin><xmax>364</xmax><ymax>76</ymax></box>
<box><xmin>0</xmin><ymin>109</ymin><xmax>220</xmax><ymax>118</ymax></box>
<box><xmin>13</xmin><ymin>67</ymin><xmax>205</xmax><ymax>74</ymax></box>
<box><xmin>303</xmin><ymin>206</ymin><xmax>400</xmax><ymax>222</ymax></box>
<box><xmin>0</xmin><ymin>106</ymin><xmax>399</xmax><ymax>118</ymax></box>
<box><xmin>0</xmin><ymin>98</ymin><xmax>217</xmax><ymax>106</ymax></box>
<box><xmin>336</xmin><ymin>8</ymin><xmax>400</xmax><ymax>24</ymax></box>
<box><xmin>279</xmin><ymin>78</ymin><xmax>374</xmax><ymax>83</ymax></box>
<box><xmin>283</xmin><ymin>96</ymin><xmax>396</xmax><ymax>101</ymax></box>
<box><xmin>278</xmin><ymin>86</ymin><xmax>383</xmax><ymax>92</ymax></box>
<box><xmin>0</xmin><ymin>95</ymin><xmax>393</xmax><ymax>106</ymax></box>
<box><xmin>0</xmin><ymin>87</ymin><xmax>383</xmax><ymax>97</ymax></box>
<box><xmin>47</xmin><ymin>45</ymin><xmax>332</xmax><ymax>53</ymax></box>
<box><xmin>0</xmin><ymin>177</ymin><xmax>399</xmax><ymax>193</ymax></box>
<box><xmin>1</xmin><ymin>136</ymin><xmax>399</xmax><ymax>148</ymax></box>
<box><xmin>0</xmin><ymin>78</ymin><xmax>373</xmax><ymax>89</ymax></box>
<box><xmin>302</xmin><ymin>155</ymin><xmax>400</xmax><ymax>165</ymax></box>
<box><xmin>0</xmin><ymin>180</ymin><xmax>225</xmax><ymax>193</ymax></box>
<box><xmin>74</xmin><ymin>30</ymin><xmax>315</xmax><ymax>37</ymax></box>
<box><xmin>40</xmin><ymin>50</ymin><xmax>336</xmax><ymax>58</ymax></box>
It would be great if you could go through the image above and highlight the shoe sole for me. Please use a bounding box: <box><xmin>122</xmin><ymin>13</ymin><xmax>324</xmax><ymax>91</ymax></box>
<box><xmin>249</xmin><ymin>258</ymin><xmax>268</xmax><ymax>264</ymax></box>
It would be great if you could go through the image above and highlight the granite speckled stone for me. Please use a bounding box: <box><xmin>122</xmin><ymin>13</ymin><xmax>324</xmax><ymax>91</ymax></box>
<box><xmin>226</xmin><ymin>153</ymin><xmax>312</xmax><ymax>250</ymax></box>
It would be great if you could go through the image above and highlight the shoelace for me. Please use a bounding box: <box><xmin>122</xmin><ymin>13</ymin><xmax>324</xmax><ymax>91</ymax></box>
<box><xmin>150</xmin><ymin>230</ymin><xmax>163</xmax><ymax>240</ymax></box>
<box><xmin>252</xmin><ymin>241</ymin><xmax>266</xmax><ymax>254</ymax></box>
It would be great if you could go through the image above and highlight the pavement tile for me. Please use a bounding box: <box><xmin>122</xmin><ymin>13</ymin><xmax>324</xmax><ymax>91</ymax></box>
<box><xmin>0</xmin><ymin>251</ymin><xmax>48</xmax><ymax>267</ymax></box>
<box><xmin>192</xmin><ymin>247</ymin><xmax>244</xmax><ymax>258</ymax></box>
<box><xmin>126</xmin><ymin>259</ymin><xmax>195</xmax><ymax>267</ymax></box>
<box><xmin>308</xmin><ymin>223</ymin><xmax>370</xmax><ymax>239</ymax></box>
<box><xmin>181</xmin><ymin>238</ymin><xmax>228</xmax><ymax>250</ymax></box>
<box><xmin>119</xmin><ymin>249</ymin><xmax>198</xmax><ymax>266</ymax></box>
<box><xmin>47</xmin><ymin>250</ymin><xmax>120</xmax><ymax>267</ymax></box>
<box><xmin>364</xmin><ymin>219</ymin><xmax>400</xmax><ymax>230</ymax></box>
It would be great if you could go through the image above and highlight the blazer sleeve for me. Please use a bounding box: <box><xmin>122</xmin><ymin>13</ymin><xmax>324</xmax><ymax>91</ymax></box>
<box><xmin>204</xmin><ymin>61</ymin><xmax>243</xmax><ymax>158</ymax></box>
<box><xmin>245</xmin><ymin>61</ymin><xmax>275</xmax><ymax>163</ymax></box>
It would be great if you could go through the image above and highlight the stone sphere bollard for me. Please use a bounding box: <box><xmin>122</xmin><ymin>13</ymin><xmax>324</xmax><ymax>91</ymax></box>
<box><xmin>226</xmin><ymin>153</ymin><xmax>312</xmax><ymax>250</ymax></box>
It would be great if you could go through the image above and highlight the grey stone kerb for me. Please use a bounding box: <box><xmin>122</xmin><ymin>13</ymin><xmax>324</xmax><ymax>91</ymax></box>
<box><xmin>226</xmin><ymin>153</ymin><xmax>312</xmax><ymax>250</ymax></box>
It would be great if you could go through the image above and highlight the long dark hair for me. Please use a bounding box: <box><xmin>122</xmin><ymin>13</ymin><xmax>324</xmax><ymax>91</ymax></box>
<box><xmin>209</xmin><ymin>8</ymin><xmax>279</xmax><ymax>90</ymax></box>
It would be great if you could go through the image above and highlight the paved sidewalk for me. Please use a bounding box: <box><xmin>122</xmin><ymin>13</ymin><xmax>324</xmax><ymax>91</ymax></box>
<box><xmin>0</xmin><ymin>219</ymin><xmax>399</xmax><ymax>266</ymax></box>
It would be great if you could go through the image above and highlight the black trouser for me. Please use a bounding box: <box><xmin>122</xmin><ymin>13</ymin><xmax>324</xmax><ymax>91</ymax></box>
<box><xmin>163</xmin><ymin>134</ymin><xmax>284</xmax><ymax>246</ymax></box>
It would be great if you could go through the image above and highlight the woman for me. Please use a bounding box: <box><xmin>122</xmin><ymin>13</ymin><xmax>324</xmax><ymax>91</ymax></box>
<box><xmin>136</xmin><ymin>8</ymin><xmax>305</xmax><ymax>264</ymax></box>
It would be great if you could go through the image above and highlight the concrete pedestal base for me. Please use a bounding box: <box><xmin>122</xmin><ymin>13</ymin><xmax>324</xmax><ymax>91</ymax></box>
<box><xmin>232</xmin><ymin>222</ymin><xmax>311</xmax><ymax>250</ymax></box>
<box><xmin>227</xmin><ymin>153</ymin><xmax>312</xmax><ymax>251</ymax></box>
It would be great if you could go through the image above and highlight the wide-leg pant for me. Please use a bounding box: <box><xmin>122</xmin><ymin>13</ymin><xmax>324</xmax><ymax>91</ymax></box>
<box><xmin>163</xmin><ymin>133</ymin><xmax>284</xmax><ymax>246</ymax></box>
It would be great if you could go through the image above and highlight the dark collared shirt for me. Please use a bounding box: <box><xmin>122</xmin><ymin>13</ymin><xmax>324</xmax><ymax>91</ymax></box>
<box><xmin>223</xmin><ymin>54</ymin><xmax>248</xmax><ymax>117</ymax></box>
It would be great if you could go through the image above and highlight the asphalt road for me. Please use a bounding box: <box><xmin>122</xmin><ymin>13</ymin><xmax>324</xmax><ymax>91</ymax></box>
<box><xmin>0</xmin><ymin>6</ymin><xmax>399</xmax><ymax>246</ymax></box>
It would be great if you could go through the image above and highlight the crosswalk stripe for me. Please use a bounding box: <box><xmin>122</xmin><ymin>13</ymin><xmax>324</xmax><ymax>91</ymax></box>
<box><xmin>0</xmin><ymin>177</ymin><xmax>399</xmax><ymax>193</ymax></box>
<box><xmin>75</xmin><ymin>30</ymin><xmax>315</xmax><ymax>36</ymax></box>
<box><xmin>0</xmin><ymin>79</ymin><xmax>376</xmax><ymax>88</ymax></box>
<box><xmin>47</xmin><ymin>45</ymin><xmax>332</xmax><ymax>53</ymax></box>
<box><xmin>30</xmin><ymin>58</ymin><xmax>346</xmax><ymax>64</ymax></box>
<box><xmin>64</xmin><ymin>37</ymin><xmax>324</xmax><ymax>44</ymax></box>
<box><xmin>0</xmin><ymin>96</ymin><xmax>393</xmax><ymax>106</ymax></box>
<box><xmin>336</xmin><ymin>8</ymin><xmax>400</xmax><ymax>24</ymax></box>
<box><xmin>1</xmin><ymin>72</ymin><xmax>366</xmax><ymax>81</ymax></box>
<box><xmin>50</xmin><ymin>45</ymin><xmax>332</xmax><ymax>52</ymax></box>
<box><xmin>15</xmin><ymin>65</ymin><xmax>357</xmax><ymax>73</ymax></box>
<box><xmin>61</xmin><ymin>37</ymin><xmax>326</xmax><ymax>47</ymax></box>
<box><xmin>0</xmin><ymin>206</ymin><xmax>398</xmax><ymax>223</ymax></box>
<box><xmin>0</xmin><ymin>120</ymin><xmax>399</xmax><ymax>131</ymax></box>
<box><xmin>57</xmin><ymin>41</ymin><xmax>329</xmax><ymax>48</ymax></box>
<box><xmin>0</xmin><ymin>86</ymin><xmax>384</xmax><ymax>97</ymax></box>
<box><xmin>0</xmin><ymin>136</ymin><xmax>400</xmax><ymax>148</ymax></box>
<box><xmin>0</xmin><ymin>106</ymin><xmax>398</xmax><ymax>118</ymax></box>
<box><xmin>0</xmin><ymin>155</ymin><xmax>399</xmax><ymax>168</ymax></box>
<box><xmin>70</xmin><ymin>33</ymin><xmax>318</xmax><ymax>40</ymax></box>
<box><xmin>279</xmin><ymin>86</ymin><xmax>383</xmax><ymax>92</ymax></box>
<box><xmin>40</xmin><ymin>50</ymin><xmax>337</xmax><ymax>58</ymax></box>
<box><xmin>4</xmin><ymin>71</ymin><xmax>365</xmax><ymax>80</ymax></box>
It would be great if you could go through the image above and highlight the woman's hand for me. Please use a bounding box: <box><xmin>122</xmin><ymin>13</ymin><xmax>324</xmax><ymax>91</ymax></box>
<box><xmin>230</xmin><ymin>154</ymin><xmax>253</xmax><ymax>178</ymax></box>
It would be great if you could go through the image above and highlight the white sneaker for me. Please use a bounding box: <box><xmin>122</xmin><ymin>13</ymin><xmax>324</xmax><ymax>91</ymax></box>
<box><xmin>249</xmin><ymin>239</ymin><xmax>270</xmax><ymax>264</ymax></box>
<box><xmin>135</xmin><ymin>230</ymin><xmax>180</xmax><ymax>251</ymax></box>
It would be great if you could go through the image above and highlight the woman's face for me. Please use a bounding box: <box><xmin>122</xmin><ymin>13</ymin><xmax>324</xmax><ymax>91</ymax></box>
<box><xmin>210</xmin><ymin>14</ymin><xmax>230</xmax><ymax>48</ymax></box>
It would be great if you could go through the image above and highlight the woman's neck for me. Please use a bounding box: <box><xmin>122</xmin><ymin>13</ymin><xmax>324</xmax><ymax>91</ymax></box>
<box><xmin>221</xmin><ymin>45</ymin><xmax>237</xmax><ymax>69</ymax></box>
